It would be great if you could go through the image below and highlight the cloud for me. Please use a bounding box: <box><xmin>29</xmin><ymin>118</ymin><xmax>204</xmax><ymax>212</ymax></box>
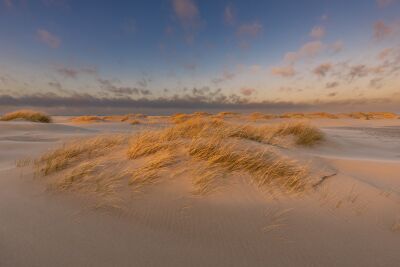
<box><xmin>284</xmin><ymin>41</ymin><xmax>324</xmax><ymax>63</ymax></box>
<box><xmin>55</xmin><ymin>66</ymin><xmax>97</xmax><ymax>78</ymax></box>
<box><xmin>378</xmin><ymin>47</ymin><xmax>394</xmax><ymax>60</ymax></box>
<box><xmin>212</xmin><ymin>70</ymin><xmax>236</xmax><ymax>84</ymax></box>
<box><xmin>48</xmin><ymin>81</ymin><xmax>62</xmax><ymax>90</ymax></box>
<box><xmin>240</xmin><ymin>87</ymin><xmax>256</xmax><ymax>96</ymax></box>
<box><xmin>56</xmin><ymin>67</ymin><xmax>78</xmax><ymax>78</ymax></box>
<box><xmin>373</xmin><ymin>20</ymin><xmax>393</xmax><ymax>41</ymax></box>
<box><xmin>313</xmin><ymin>63</ymin><xmax>332</xmax><ymax>77</ymax></box>
<box><xmin>3</xmin><ymin>0</ymin><xmax>12</xmax><ymax>8</ymax></box>
<box><xmin>327</xmin><ymin>92</ymin><xmax>337</xmax><ymax>97</ymax></box>
<box><xmin>320</xmin><ymin>14</ymin><xmax>329</xmax><ymax>21</ymax></box>
<box><xmin>172</xmin><ymin>0</ymin><xmax>199</xmax><ymax>26</ymax></box>
<box><xmin>236</xmin><ymin>22</ymin><xmax>263</xmax><ymax>38</ymax></box>
<box><xmin>330</xmin><ymin>40</ymin><xmax>343</xmax><ymax>53</ymax></box>
<box><xmin>271</xmin><ymin>65</ymin><xmax>296</xmax><ymax>77</ymax></box>
<box><xmin>98</xmin><ymin>78</ymin><xmax>152</xmax><ymax>97</ymax></box>
<box><xmin>310</xmin><ymin>26</ymin><xmax>325</xmax><ymax>39</ymax></box>
<box><xmin>183</xmin><ymin>63</ymin><xmax>197</xmax><ymax>71</ymax></box>
<box><xmin>36</xmin><ymin>29</ymin><xmax>61</xmax><ymax>48</ymax></box>
<box><xmin>348</xmin><ymin>64</ymin><xmax>370</xmax><ymax>80</ymax></box>
<box><xmin>376</xmin><ymin>0</ymin><xmax>394</xmax><ymax>7</ymax></box>
<box><xmin>326</xmin><ymin>82</ymin><xmax>339</xmax><ymax>89</ymax></box>
<box><xmin>223</xmin><ymin>5</ymin><xmax>235</xmax><ymax>25</ymax></box>
<box><xmin>1</xmin><ymin>92</ymin><xmax>399</xmax><ymax>115</ymax></box>
<box><xmin>171</xmin><ymin>0</ymin><xmax>202</xmax><ymax>43</ymax></box>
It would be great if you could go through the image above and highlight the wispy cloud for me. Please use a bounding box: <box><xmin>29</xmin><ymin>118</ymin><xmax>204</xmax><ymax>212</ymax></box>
<box><xmin>330</xmin><ymin>40</ymin><xmax>344</xmax><ymax>54</ymax></box>
<box><xmin>376</xmin><ymin>0</ymin><xmax>394</xmax><ymax>8</ymax></box>
<box><xmin>172</xmin><ymin>0</ymin><xmax>201</xmax><ymax>42</ymax></box>
<box><xmin>212</xmin><ymin>70</ymin><xmax>236</xmax><ymax>84</ymax></box>
<box><xmin>271</xmin><ymin>65</ymin><xmax>296</xmax><ymax>77</ymax></box>
<box><xmin>326</xmin><ymin>82</ymin><xmax>339</xmax><ymax>89</ymax></box>
<box><xmin>236</xmin><ymin>22</ymin><xmax>262</xmax><ymax>38</ymax></box>
<box><xmin>313</xmin><ymin>63</ymin><xmax>332</xmax><ymax>77</ymax></box>
<box><xmin>373</xmin><ymin>20</ymin><xmax>393</xmax><ymax>41</ymax></box>
<box><xmin>3</xmin><ymin>0</ymin><xmax>13</xmax><ymax>8</ymax></box>
<box><xmin>309</xmin><ymin>26</ymin><xmax>325</xmax><ymax>39</ymax></box>
<box><xmin>223</xmin><ymin>5</ymin><xmax>235</xmax><ymax>25</ymax></box>
<box><xmin>55</xmin><ymin>65</ymin><xmax>97</xmax><ymax>78</ymax></box>
<box><xmin>172</xmin><ymin>0</ymin><xmax>199</xmax><ymax>24</ymax></box>
<box><xmin>284</xmin><ymin>41</ymin><xmax>324</xmax><ymax>63</ymax></box>
<box><xmin>36</xmin><ymin>29</ymin><xmax>61</xmax><ymax>48</ymax></box>
<box><xmin>240</xmin><ymin>87</ymin><xmax>256</xmax><ymax>96</ymax></box>
<box><xmin>98</xmin><ymin>78</ymin><xmax>152</xmax><ymax>97</ymax></box>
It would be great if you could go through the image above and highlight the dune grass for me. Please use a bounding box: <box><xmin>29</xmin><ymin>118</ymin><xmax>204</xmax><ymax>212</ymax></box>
<box><xmin>0</xmin><ymin>110</ymin><xmax>52</xmax><ymax>123</ymax></box>
<box><xmin>70</xmin><ymin>115</ymin><xmax>105</xmax><ymax>123</ymax></box>
<box><xmin>36</xmin><ymin>135</ymin><xmax>126</xmax><ymax>176</ymax></box>
<box><xmin>33</xmin><ymin>117</ymin><xmax>324</xmax><ymax>203</ymax></box>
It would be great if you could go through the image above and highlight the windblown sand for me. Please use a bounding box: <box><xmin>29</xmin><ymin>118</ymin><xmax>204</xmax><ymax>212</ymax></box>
<box><xmin>1</xmin><ymin>117</ymin><xmax>400</xmax><ymax>266</ymax></box>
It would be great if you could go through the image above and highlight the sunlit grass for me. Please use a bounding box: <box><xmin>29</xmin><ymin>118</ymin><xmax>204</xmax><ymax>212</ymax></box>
<box><xmin>1</xmin><ymin>110</ymin><xmax>52</xmax><ymax>123</ymax></box>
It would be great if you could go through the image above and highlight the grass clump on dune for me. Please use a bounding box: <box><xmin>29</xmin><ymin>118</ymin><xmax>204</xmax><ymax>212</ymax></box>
<box><xmin>70</xmin><ymin>115</ymin><xmax>105</xmax><ymax>123</ymax></box>
<box><xmin>1</xmin><ymin>110</ymin><xmax>52</xmax><ymax>123</ymax></box>
<box><xmin>36</xmin><ymin>135</ymin><xmax>126</xmax><ymax>176</ymax></box>
<box><xmin>33</xmin><ymin>117</ymin><xmax>324</xmax><ymax>203</ymax></box>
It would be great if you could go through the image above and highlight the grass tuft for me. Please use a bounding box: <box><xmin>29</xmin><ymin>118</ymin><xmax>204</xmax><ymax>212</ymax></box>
<box><xmin>70</xmin><ymin>116</ymin><xmax>105</xmax><ymax>123</ymax></box>
<box><xmin>34</xmin><ymin>117</ymin><xmax>324</xmax><ymax>202</ymax></box>
<box><xmin>1</xmin><ymin>110</ymin><xmax>52</xmax><ymax>123</ymax></box>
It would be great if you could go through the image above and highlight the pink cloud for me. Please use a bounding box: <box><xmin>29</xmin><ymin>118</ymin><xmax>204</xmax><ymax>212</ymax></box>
<box><xmin>271</xmin><ymin>65</ymin><xmax>296</xmax><ymax>77</ymax></box>
<box><xmin>285</xmin><ymin>41</ymin><xmax>324</xmax><ymax>63</ymax></box>
<box><xmin>376</xmin><ymin>0</ymin><xmax>394</xmax><ymax>7</ymax></box>
<box><xmin>3</xmin><ymin>0</ymin><xmax>12</xmax><ymax>8</ymax></box>
<box><xmin>172</xmin><ymin>0</ymin><xmax>199</xmax><ymax>26</ymax></box>
<box><xmin>310</xmin><ymin>26</ymin><xmax>325</xmax><ymax>39</ymax></box>
<box><xmin>240</xmin><ymin>87</ymin><xmax>256</xmax><ymax>96</ymax></box>
<box><xmin>36</xmin><ymin>29</ymin><xmax>61</xmax><ymax>48</ymax></box>
<box><xmin>373</xmin><ymin>20</ymin><xmax>393</xmax><ymax>41</ymax></box>
<box><xmin>330</xmin><ymin>40</ymin><xmax>343</xmax><ymax>54</ymax></box>
<box><xmin>378</xmin><ymin>47</ymin><xmax>393</xmax><ymax>60</ymax></box>
<box><xmin>55</xmin><ymin>65</ymin><xmax>97</xmax><ymax>78</ymax></box>
<box><xmin>313</xmin><ymin>63</ymin><xmax>332</xmax><ymax>77</ymax></box>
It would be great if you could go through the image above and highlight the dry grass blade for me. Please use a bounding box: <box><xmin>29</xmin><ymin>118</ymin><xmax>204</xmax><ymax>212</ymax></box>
<box><xmin>130</xmin><ymin>151</ymin><xmax>178</xmax><ymax>186</ymax></box>
<box><xmin>189</xmin><ymin>137</ymin><xmax>308</xmax><ymax>190</ymax></box>
<box><xmin>36</xmin><ymin>135</ymin><xmax>126</xmax><ymax>176</ymax></box>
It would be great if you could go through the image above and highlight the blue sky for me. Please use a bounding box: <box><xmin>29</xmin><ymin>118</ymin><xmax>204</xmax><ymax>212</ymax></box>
<box><xmin>0</xmin><ymin>0</ymin><xmax>399</xmax><ymax>114</ymax></box>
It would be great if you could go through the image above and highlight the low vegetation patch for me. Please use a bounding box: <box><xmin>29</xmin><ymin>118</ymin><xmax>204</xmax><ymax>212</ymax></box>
<box><xmin>70</xmin><ymin>115</ymin><xmax>105</xmax><ymax>123</ymax></box>
<box><xmin>1</xmin><ymin>110</ymin><xmax>52</xmax><ymax>123</ymax></box>
<box><xmin>32</xmin><ymin>118</ymin><xmax>324</xmax><ymax>205</ymax></box>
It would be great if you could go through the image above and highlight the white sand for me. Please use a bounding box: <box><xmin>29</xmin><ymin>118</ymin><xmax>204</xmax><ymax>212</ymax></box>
<box><xmin>1</xmin><ymin>118</ymin><xmax>400</xmax><ymax>266</ymax></box>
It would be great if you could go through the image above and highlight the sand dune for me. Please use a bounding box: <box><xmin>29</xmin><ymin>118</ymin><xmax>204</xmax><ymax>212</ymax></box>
<box><xmin>0</xmin><ymin>117</ymin><xmax>399</xmax><ymax>266</ymax></box>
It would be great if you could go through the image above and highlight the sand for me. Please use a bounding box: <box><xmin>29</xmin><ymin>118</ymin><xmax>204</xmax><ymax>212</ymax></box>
<box><xmin>0</xmin><ymin>118</ymin><xmax>399</xmax><ymax>266</ymax></box>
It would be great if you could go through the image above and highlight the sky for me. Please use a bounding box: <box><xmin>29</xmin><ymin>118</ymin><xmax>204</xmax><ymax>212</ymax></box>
<box><xmin>0</xmin><ymin>0</ymin><xmax>400</xmax><ymax>114</ymax></box>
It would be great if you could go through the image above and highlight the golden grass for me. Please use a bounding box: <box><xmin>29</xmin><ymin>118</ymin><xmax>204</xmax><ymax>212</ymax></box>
<box><xmin>272</xmin><ymin>122</ymin><xmax>324</xmax><ymax>146</ymax></box>
<box><xmin>34</xmin><ymin>117</ymin><xmax>324</xmax><ymax>204</ymax></box>
<box><xmin>1</xmin><ymin>110</ymin><xmax>52</xmax><ymax>123</ymax></box>
<box><xmin>36</xmin><ymin>135</ymin><xmax>126</xmax><ymax>176</ymax></box>
<box><xmin>104</xmin><ymin>113</ymin><xmax>147</xmax><ymax>122</ymax></box>
<box><xmin>130</xmin><ymin>119</ymin><xmax>141</xmax><ymax>125</ymax></box>
<box><xmin>340</xmin><ymin>112</ymin><xmax>398</xmax><ymax>120</ymax></box>
<box><xmin>70</xmin><ymin>115</ymin><xmax>105</xmax><ymax>123</ymax></box>
<box><xmin>249</xmin><ymin>112</ymin><xmax>276</xmax><ymax>121</ymax></box>
<box><xmin>188</xmin><ymin>137</ymin><xmax>307</xmax><ymax>193</ymax></box>
<box><xmin>278</xmin><ymin>112</ymin><xmax>398</xmax><ymax>120</ymax></box>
